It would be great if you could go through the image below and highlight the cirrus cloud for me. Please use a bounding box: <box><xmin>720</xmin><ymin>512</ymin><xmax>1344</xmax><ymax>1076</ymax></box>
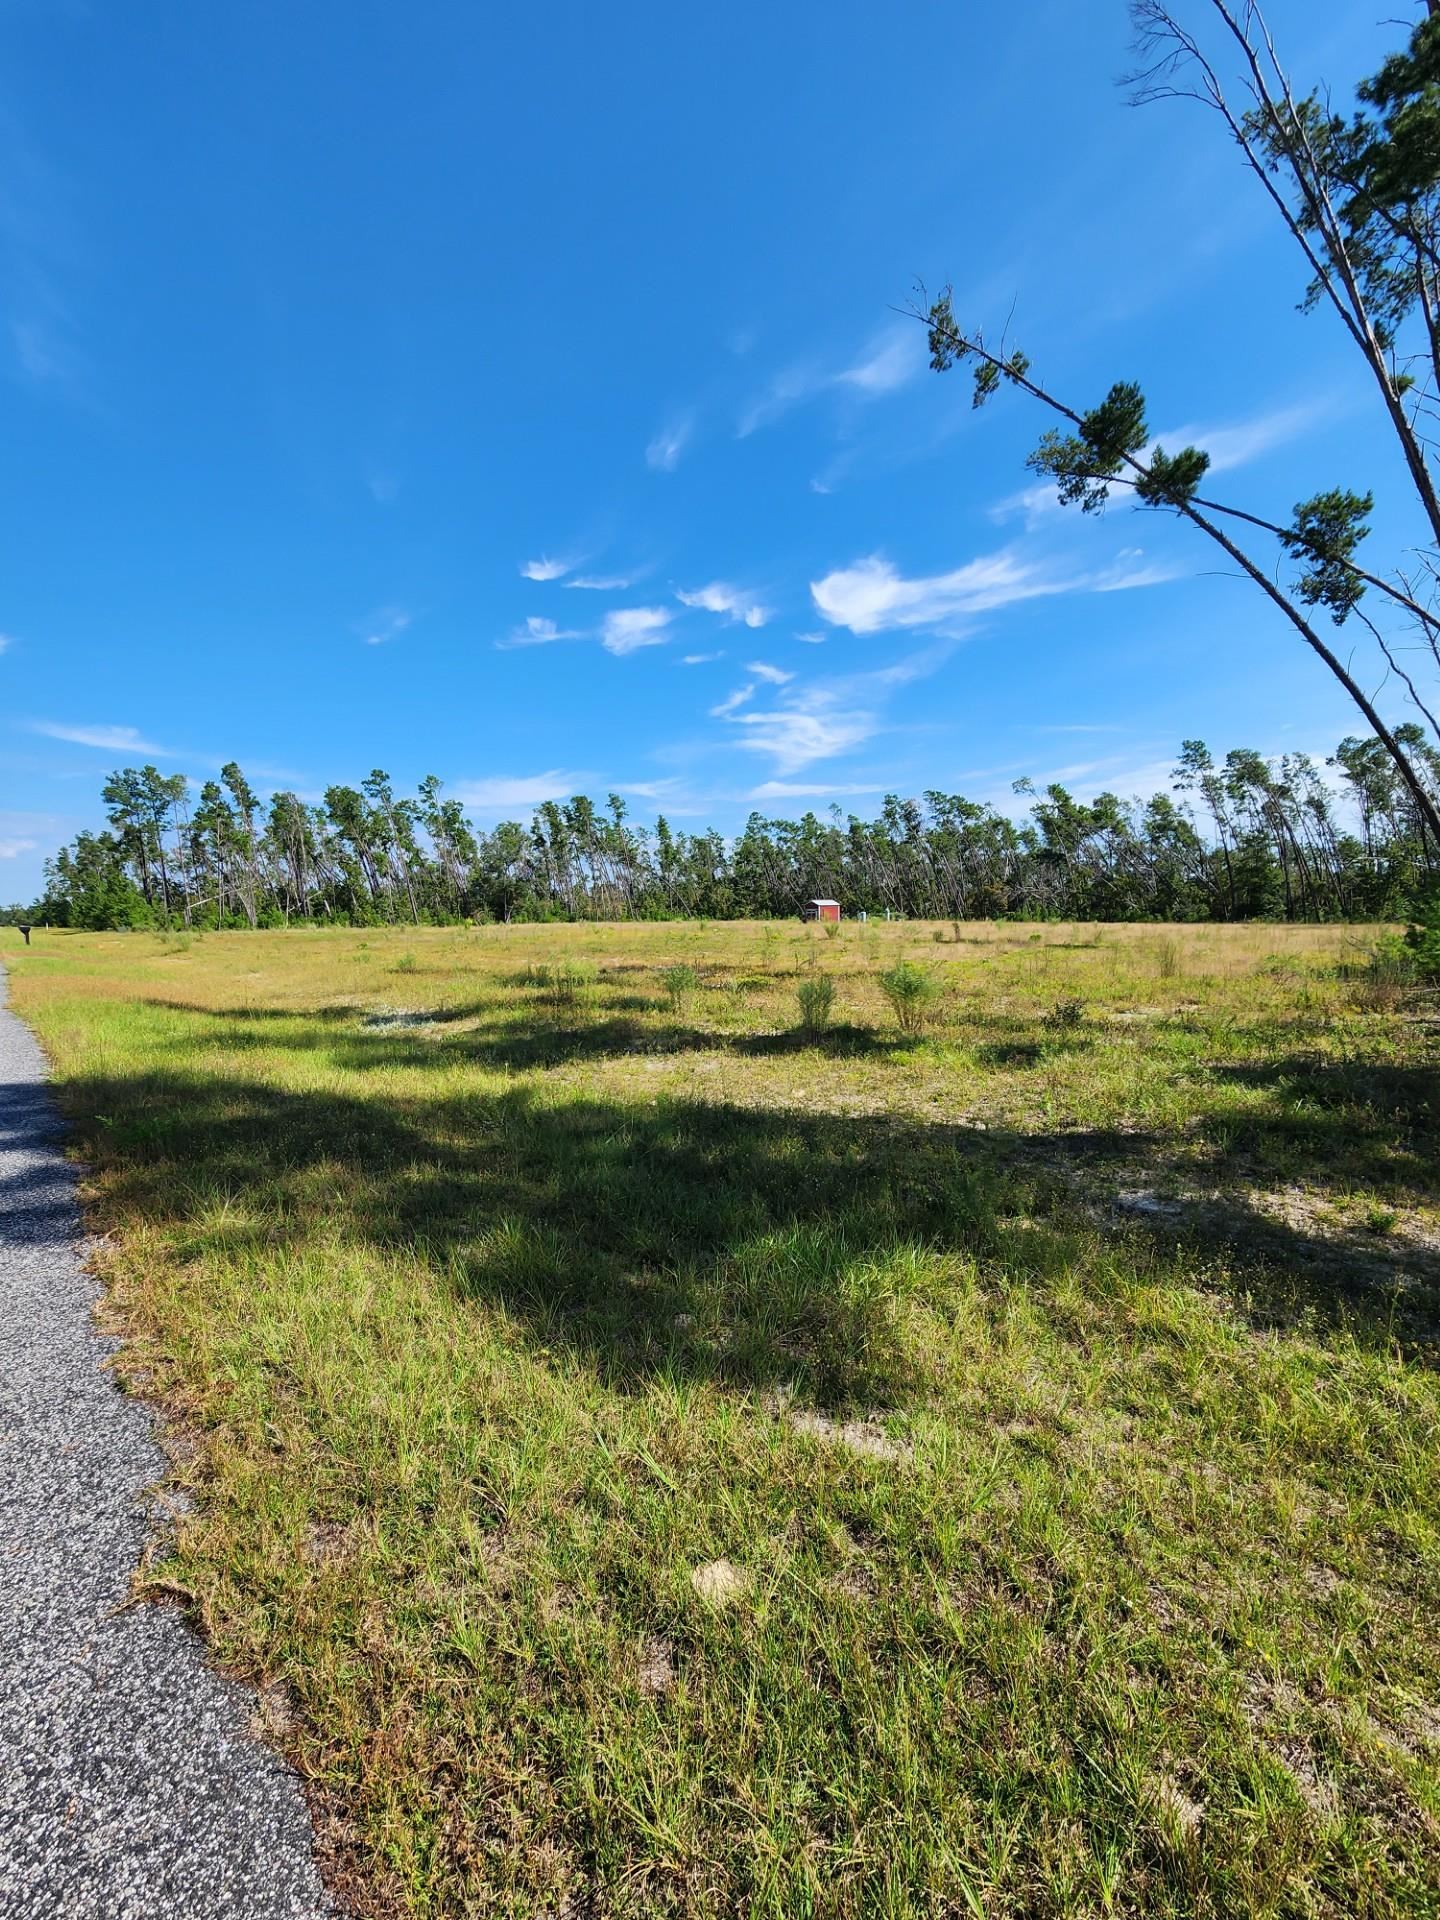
<box><xmin>811</xmin><ymin>546</ymin><xmax>1177</xmax><ymax>635</ymax></box>
<box><xmin>602</xmin><ymin>606</ymin><xmax>673</xmax><ymax>655</ymax></box>
<box><xmin>496</xmin><ymin>615</ymin><xmax>586</xmax><ymax>650</ymax></box>
<box><xmin>676</xmin><ymin>581</ymin><xmax>770</xmax><ymax>628</ymax></box>
<box><xmin>452</xmin><ymin>770</ymin><xmax>586</xmax><ymax>810</ymax></box>
<box><xmin>646</xmin><ymin>413</ymin><xmax>694</xmax><ymax>472</ymax></box>
<box><xmin>29</xmin><ymin>720</ymin><xmax>177</xmax><ymax>756</ymax></box>
<box><xmin>730</xmin><ymin>704</ymin><xmax>877</xmax><ymax>774</ymax></box>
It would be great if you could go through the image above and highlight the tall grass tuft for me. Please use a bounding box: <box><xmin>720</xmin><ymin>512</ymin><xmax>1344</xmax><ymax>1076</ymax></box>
<box><xmin>877</xmin><ymin>959</ymin><xmax>938</xmax><ymax>1036</ymax></box>
<box><xmin>796</xmin><ymin>974</ymin><xmax>836</xmax><ymax>1037</ymax></box>
<box><xmin>530</xmin><ymin>959</ymin><xmax>596</xmax><ymax>1013</ymax></box>
<box><xmin>661</xmin><ymin>963</ymin><xmax>700</xmax><ymax>1013</ymax></box>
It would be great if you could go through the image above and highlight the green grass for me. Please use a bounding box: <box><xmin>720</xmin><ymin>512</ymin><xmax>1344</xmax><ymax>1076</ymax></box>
<box><xmin>8</xmin><ymin>920</ymin><xmax>1440</xmax><ymax>1917</ymax></box>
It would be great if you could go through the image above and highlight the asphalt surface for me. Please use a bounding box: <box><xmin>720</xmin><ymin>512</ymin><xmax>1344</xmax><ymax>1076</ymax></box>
<box><xmin>0</xmin><ymin>964</ymin><xmax>334</xmax><ymax>1918</ymax></box>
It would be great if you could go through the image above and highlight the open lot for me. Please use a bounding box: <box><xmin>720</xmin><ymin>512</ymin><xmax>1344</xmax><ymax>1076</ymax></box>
<box><xmin>8</xmin><ymin>919</ymin><xmax>1440</xmax><ymax>1918</ymax></box>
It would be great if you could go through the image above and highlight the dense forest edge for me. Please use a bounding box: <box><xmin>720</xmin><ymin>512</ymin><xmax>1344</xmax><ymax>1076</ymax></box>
<box><xmin>3</xmin><ymin>727</ymin><xmax>1439</xmax><ymax>947</ymax></box>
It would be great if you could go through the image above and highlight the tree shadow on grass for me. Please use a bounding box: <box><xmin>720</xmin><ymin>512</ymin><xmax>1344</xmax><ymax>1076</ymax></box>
<box><xmin>40</xmin><ymin>1027</ymin><xmax>1440</xmax><ymax>1393</ymax></box>
<box><xmin>1201</xmin><ymin>1055</ymin><xmax>1440</xmax><ymax>1200</ymax></box>
<box><xmin>136</xmin><ymin>999</ymin><xmax>906</xmax><ymax>1072</ymax></box>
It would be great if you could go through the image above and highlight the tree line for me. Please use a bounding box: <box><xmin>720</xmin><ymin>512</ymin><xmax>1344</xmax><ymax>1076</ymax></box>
<box><xmin>10</xmin><ymin>726</ymin><xmax>1438</xmax><ymax>931</ymax></box>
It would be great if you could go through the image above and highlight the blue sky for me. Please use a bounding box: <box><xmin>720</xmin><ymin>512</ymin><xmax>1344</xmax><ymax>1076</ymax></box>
<box><xmin>0</xmin><ymin>0</ymin><xmax>1422</xmax><ymax>900</ymax></box>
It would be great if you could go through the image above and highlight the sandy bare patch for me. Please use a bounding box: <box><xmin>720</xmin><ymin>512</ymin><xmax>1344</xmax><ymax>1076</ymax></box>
<box><xmin>250</xmin><ymin>1677</ymin><xmax>300</xmax><ymax>1742</ymax></box>
<box><xmin>690</xmin><ymin>1559</ymin><xmax>748</xmax><ymax>1607</ymax></box>
<box><xmin>637</xmin><ymin>1636</ymin><xmax>676</xmax><ymax>1695</ymax></box>
<box><xmin>1115</xmin><ymin>1189</ymin><xmax>1183</xmax><ymax>1218</ymax></box>
<box><xmin>789</xmin><ymin>1410</ymin><xmax>913</xmax><ymax>1464</ymax></box>
<box><xmin>301</xmin><ymin>1519</ymin><xmax>353</xmax><ymax>1566</ymax></box>
<box><xmin>1151</xmin><ymin>1774</ymin><xmax>1205</xmax><ymax>1840</ymax></box>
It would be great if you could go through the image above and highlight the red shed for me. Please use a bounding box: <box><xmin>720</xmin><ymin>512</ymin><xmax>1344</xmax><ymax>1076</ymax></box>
<box><xmin>802</xmin><ymin>898</ymin><xmax>841</xmax><ymax>923</ymax></box>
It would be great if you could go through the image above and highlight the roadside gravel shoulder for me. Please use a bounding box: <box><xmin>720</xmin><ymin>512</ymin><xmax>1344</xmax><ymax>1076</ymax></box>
<box><xmin>0</xmin><ymin>962</ymin><xmax>335</xmax><ymax>1919</ymax></box>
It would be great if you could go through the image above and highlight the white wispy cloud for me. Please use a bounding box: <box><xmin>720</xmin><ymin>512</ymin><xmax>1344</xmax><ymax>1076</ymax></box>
<box><xmin>746</xmin><ymin>661</ymin><xmax>793</xmax><ymax>685</ymax></box>
<box><xmin>834</xmin><ymin>326</ymin><xmax>922</xmax><ymax>395</ymax></box>
<box><xmin>676</xmin><ymin>581</ymin><xmax>770</xmax><ymax>627</ymax></box>
<box><xmin>749</xmin><ymin>781</ymin><xmax>884</xmax><ymax>800</ymax></box>
<box><xmin>1153</xmin><ymin>399</ymin><xmax>1324</xmax><ymax>475</ymax></box>
<box><xmin>987</xmin><ymin>481</ymin><xmax>1068</xmax><ymax>531</ymax></box>
<box><xmin>0</xmin><ymin>634</ymin><xmax>13</xmax><ymax>655</ymax></box>
<box><xmin>730</xmin><ymin>704</ymin><xmax>877</xmax><ymax>774</ymax></box>
<box><xmin>496</xmin><ymin>615</ymin><xmax>586</xmax><ymax>650</ymax></box>
<box><xmin>0</xmin><ymin>112</ymin><xmax>89</xmax><ymax>396</ymax></box>
<box><xmin>710</xmin><ymin>684</ymin><xmax>757</xmax><ymax>718</ymax></box>
<box><xmin>646</xmin><ymin>413</ymin><xmax>694</xmax><ymax>472</ymax></box>
<box><xmin>811</xmin><ymin>552</ymin><xmax>1055</xmax><ymax>634</ymax></box>
<box><xmin>706</xmin><ymin>655</ymin><xmax>879</xmax><ymax>772</ymax></box>
<box><xmin>361</xmin><ymin>606</ymin><xmax>412</xmax><ymax>646</ymax></box>
<box><xmin>30</xmin><ymin>721</ymin><xmax>176</xmax><ymax>756</ymax></box>
<box><xmin>795</xmin><ymin>631</ymin><xmax>827</xmax><ymax>645</ymax></box>
<box><xmin>0</xmin><ymin>836</ymin><xmax>37</xmax><ymax>859</ymax></box>
<box><xmin>1091</xmin><ymin>552</ymin><xmax>1184</xmax><ymax>593</ymax></box>
<box><xmin>739</xmin><ymin>325</ymin><xmax>923</xmax><ymax>438</ymax></box>
<box><xmin>566</xmin><ymin>572</ymin><xmax>633</xmax><ymax>592</ymax></box>
<box><xmin>452</xmin><ymin>771</ymin><xmax>585</xmax><ymax>810</ymax></box>
<box><xmin>991</xmin><ymin>400</ymin><xmax>1325</xmax><ymax>527</ymax></box>
<box><xmin>12</xmin><ymin>315</ymin><xmax>81</xmax><ymax>385</ymax></box>
<box><xmin>707</xmin><ymin>639</ymin><xmax>955</xmax><ymax>777</ymax></box>
<box><xmin>520</xmin><ymin>554</ymin><xmax>572</xmax><ymax>582</ymax></box>
<box><xmin>811</xmin><ymin>547</ymin><xmax>1173</xmax><ymax>636</ymax></box>
<box><xmin>602</xmin><ymin>606</ymin><xmax>672</xmax><ymax>655</ymax></box>
<box><xmin>682</xmin><ymin>651</ymin><xmax>723</xmax><ymax>665</ymax></box>
<box><xmin>737</xmin><ymin>364</ymin><xmax>820</xmax><ymax>438</ymax></box>
<box><xmin>617</xmin><ymin>777</ymin><xmax>685</xmax><ymax>801</ymax></box>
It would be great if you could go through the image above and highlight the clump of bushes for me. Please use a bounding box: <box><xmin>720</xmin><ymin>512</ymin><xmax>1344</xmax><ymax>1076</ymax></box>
<box><xmin>661</xmin><ymin>963</ymin><xmax>700</xmax><ymax>1013</ymax></box>
<box><xmin>1043</xmin><ymin>996</ymin><xmax>1086</xmax><ymax>1031</ymax></box>
<box><xmin>1355</xmin><ymin>901</ymin><xmax>1440</xmax><ymax>1008</ymax></box>
<box><xmin>529</xmin><ymin>959</ymin><xmax>596</xmax><ymax>1012</ymax></box>
<box><xmin>1404</xmin><ymin>900</ymin><xmax>1440</xmax><ymax>981</ymax></box>
<box><xmin>796</xmin><ymin>974</ymin><xmax>836</xmax><ymax>1037</ymax></box>
<box><xmin>877</xmin><ymin>960</ymin><xmax>938</xmax><ymax>1036</ymax></box>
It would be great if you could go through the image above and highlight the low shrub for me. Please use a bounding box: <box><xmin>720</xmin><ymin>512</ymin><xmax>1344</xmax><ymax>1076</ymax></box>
<box><xmin>877</xmin><ymin>960</ymin><xmax>938</xmax><ymax>1036</ymax></box>
<box><xmin>1404</xmin><ymin>899</ymin><xmax>1440</xmax><ymax>982</ymax></box>
<box><xmin>1043</xmin><ymin>996</ymin><xmax>1086</xmax><ymax>1031</ymax></box>
<box><xmin>530</xmin><ymin>959</ymin><xmax>597</xmax><ymax>1012</ymax></box>
<box><xmin>661</xmin><ymin>963</ymin><xmax>700</xmax><ymax>1013</ymax></box>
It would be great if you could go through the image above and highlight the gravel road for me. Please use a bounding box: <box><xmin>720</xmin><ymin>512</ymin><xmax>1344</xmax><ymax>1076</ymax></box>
<box><xmin>0</xmin><ymin>964</ymin><xmax>334</xmax><ymax>1918</ymax></box>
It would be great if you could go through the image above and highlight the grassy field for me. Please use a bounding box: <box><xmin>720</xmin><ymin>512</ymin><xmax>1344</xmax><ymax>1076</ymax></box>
<box><xmin>7</xmin><ymin>918</ymin><xmax>1440</xmax><ymax>1918</ymax></box>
